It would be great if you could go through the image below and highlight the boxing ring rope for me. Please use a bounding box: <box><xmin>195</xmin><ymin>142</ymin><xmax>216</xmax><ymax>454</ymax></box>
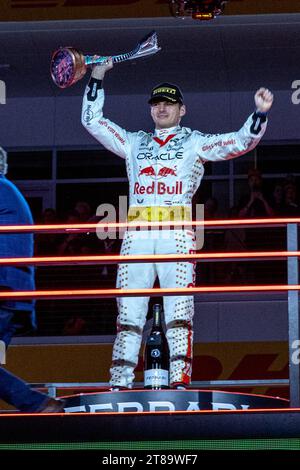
<box><xmin>1</xmin><ymin>217</ymin><xmax>299</xmax><ymax>405</ymax></box>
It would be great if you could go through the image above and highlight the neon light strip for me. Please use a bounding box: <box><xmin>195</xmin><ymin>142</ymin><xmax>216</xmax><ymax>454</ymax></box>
<box><xmin>0</xmin><ymin>251</ymin><xmax>298</xmax><ymax>266</ymax></box>
<box><xmin>0</xmin><ymin>217</ymin><xmax>299</xmax><ymax>233</ymax></box>
<box><xmin>0</xmin><ymin>285</ymin><xmax>298</xmax><ymax>300</ymax></box>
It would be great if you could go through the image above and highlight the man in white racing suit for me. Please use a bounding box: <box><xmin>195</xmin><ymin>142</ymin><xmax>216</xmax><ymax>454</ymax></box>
<box><xmin>81</xmin><ymin>59</ymin><xmax>273</xmax><ymax>390</ymax></box>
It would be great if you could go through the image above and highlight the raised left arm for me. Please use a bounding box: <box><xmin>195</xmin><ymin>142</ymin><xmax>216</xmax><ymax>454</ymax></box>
<box><xmin>196</xmin><ymin>88</ymin><xmax>274</xmax><ymax>163</ymax></box>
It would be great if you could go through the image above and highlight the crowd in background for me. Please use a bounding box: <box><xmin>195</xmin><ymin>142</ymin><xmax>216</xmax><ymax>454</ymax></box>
<box><xmin>198</xmin><ymin>169</ymin><xmax>299</xmax><ymax>286</ymax></box>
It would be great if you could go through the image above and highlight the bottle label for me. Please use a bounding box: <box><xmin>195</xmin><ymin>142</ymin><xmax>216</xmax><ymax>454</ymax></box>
<box><xmin>144</xmin><ymin>369</ymin><xmax>169</xmax><ymax>387</ymax></box>
<box><xmin>150</xmin><ymin>349</ymin><xmax>161</xmax><ymax>359</ymax></box>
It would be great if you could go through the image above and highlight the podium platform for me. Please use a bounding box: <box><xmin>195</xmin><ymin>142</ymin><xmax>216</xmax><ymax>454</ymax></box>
<box><xmin>63</xmin><ymin>388</ymin><xmax>288</xmax><ymax>413</ymax></box>
<box><xmin>1</xmin><ymin>389</ymin><xmax>300</xmax><ymax>452</ymax></box>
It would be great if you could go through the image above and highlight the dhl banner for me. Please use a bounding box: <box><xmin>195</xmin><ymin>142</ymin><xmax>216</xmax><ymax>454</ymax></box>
<box><xmin>0</xmin><ymin>0</ymin><xmax>299</xmax><ymax>22</ymax></box>
<box><xmin>0</xmin><ymin>340</ymin><xmax>289</xmax><ymax>410</ymax></box>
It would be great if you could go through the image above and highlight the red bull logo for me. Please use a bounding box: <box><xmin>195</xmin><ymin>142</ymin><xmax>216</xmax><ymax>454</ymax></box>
<box><xmin>157</xmin><ymin>166</ymin><xmax>177</xmax><ymax>177</ymax></box>
<box><xmin>138</xmin><ymin>165</ymin><xmax>155</xmax><ymax>176</ymax></box>
<box><xmin>134</xmin><ymin>181</ymin><xmax>183</xmax><ymax>195</ymax></box>
<box><xmin>138</xmin><ymin>165</ymin><xmax>177</xmax><ymax>178</ymax></box>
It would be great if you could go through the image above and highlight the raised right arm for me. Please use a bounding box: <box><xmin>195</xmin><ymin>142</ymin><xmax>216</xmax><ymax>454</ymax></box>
<box><xmin>81</xmin><ymin>59</ymin><xmax>132</xmax><ymax>159</ymax></box>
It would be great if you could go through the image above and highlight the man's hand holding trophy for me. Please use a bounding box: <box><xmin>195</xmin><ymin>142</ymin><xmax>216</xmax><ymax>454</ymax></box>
<box><xmin>50</xmin><ymin>31</ymin><xmax>161</xmax><ymax>89</ymax></box>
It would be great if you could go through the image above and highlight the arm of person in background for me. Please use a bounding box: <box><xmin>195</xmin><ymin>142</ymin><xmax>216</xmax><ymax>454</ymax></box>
<box><xmin>251</xmin><ymin>190</ymin><xmax>275</xmax><ymax>217</ymax></box>
<box><xmin>238</xmin><ymin>191</ymin><xmax>257</xmax><ymax>218</ymax></box>
<box><xmin>81</xmin><ymin>58</ymin><xmax>133</xmax><ymax>159</ymax></box>
<box><xmin>194</xmin><ymin>88</ymin><xmax>274</xmax><ymax>163</ymax></box>
<box><xmin>239</xmin><ymin>190</ymin><xmax>275</xmax><ymax>218</ymax></box>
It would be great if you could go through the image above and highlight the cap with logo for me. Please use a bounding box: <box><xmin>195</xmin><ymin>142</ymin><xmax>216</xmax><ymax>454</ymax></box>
<box><xmin>148</xmin><ymin>82</ymin><xmax>184</xmax><ymax>105</ymax></box>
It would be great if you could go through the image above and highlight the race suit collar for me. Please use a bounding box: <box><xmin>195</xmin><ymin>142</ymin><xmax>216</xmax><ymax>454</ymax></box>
<box><xmin>153</xmin><ymin>126</ymin><xmax>180</xmax><ymax>147</ymax></box>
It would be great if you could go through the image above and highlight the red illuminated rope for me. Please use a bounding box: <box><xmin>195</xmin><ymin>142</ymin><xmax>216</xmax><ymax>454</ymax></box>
<box><xmin>0</xmin><ymin>217</ymin><xmax>299</xmax><ymax>233</ymax></box>
<box><xmin>0</xmin><ymin>285</ymin><xmax>299</xmax><ymax>300</ymax></box>
<box><xmin>0</xmin><ymin>251</ymin><xmax>299</xmax><ymax>266</ymax></box>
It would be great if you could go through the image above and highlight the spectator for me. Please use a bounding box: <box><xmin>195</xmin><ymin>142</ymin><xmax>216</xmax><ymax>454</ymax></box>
<box><xmin>223</xmin><ymin>206</ymin><xmax>247</xmax><ymax>284</ymax></box>
<box><xmin>62</xmin><ymin>315</ymin><xmax>87</xmax><ymax>335</ymax></box>
<box><xmin>40</xmin><ymin>208</ymin><xmax>57</xmax><ymax>224</ymax></box>
<box><xmin>239</xmin><ymin>168</ymin><xmax>274</xmax><ymax>218</ymax></box>
<box><xmin>270</xmin><ymin>182</ymin><xmax>285</xmax><ymax>216</ymax></box>
<box><xmin>74</xmin><ymin>201</ymin><xmax>92</xmax><ymax>222</ymax></box>
<box><xmin>282</xmin><ymin>182</ymin><xmax>299</xmax><ymax>216</ymax></box>
<box><xmin>204</xmin><ymin>197</ymin><xmax>219</xmax><ymax>220</ymax></box>
<box><xmin>237</xmin><ymin>169</ymin><xmax>273</xmax><ymax>283</ymax></box>
<box><xmin>57</xmin><ymin>210</ymin><xmax>81</xmax><ymax>255</ymax></box>
<box><xmin>35</xmin><ymin>208</ymin><xmax>62</xmax><ymax>256</ymax></box>
<box><xmin>200</xmin><ymin>197</ymin><xmax>223</xmax><ymax>284</ymax></box>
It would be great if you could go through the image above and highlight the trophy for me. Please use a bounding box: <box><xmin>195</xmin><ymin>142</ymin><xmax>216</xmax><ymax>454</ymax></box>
<box><xmin>50</xmin><ymin>30</ymin><xmax>161</xmax><ymax>89</ymax></box>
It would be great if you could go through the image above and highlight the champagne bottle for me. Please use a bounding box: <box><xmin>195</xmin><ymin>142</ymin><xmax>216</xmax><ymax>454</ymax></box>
<box><xmin>144</xmin><ymin>304</ymin><xmax>169</xmax><ymax>389</ymax></box>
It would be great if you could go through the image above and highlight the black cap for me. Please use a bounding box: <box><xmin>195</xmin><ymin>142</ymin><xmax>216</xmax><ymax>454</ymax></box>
<box><xmin>148</xmin><ymin>82</ymin><xmax>184</xmax><ymax>104</ymax></box>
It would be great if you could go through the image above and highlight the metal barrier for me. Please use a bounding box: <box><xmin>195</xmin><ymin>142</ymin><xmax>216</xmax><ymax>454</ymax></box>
<box><xmin>30</xmin><ymin>379</ymin><xmax>290</xmax><ymax>399</ymax></box>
